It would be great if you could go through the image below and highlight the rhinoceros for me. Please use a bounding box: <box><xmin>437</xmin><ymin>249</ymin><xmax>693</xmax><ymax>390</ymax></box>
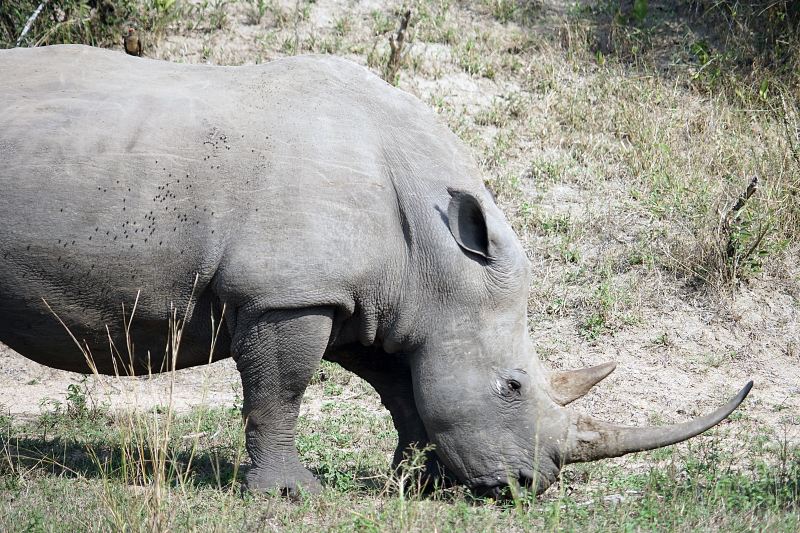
<box><xmin>0</xmin><ymin>45</ymin><xmax>751</xmax><ymax>497</ymax></box>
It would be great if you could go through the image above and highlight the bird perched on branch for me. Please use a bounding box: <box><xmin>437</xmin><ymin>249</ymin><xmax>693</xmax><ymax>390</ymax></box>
<box><xmin>123</xmin><ymin>27</ymin><xmax>142</xmax><ymax>57</ymax></box>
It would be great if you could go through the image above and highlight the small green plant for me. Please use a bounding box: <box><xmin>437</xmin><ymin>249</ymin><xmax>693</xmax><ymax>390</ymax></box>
<box><xmin>333</xmin><ymin>14</ymin><xmax>351</xmax><ymax>37</ymax></box>
<box><xmin>686</xmin><ymin>175</ymin><xmax>786</xmax><ymax>284</ymax></box>
<box><xmin>485</xmin><ymin>0</ymin><xmax>517</xmax><ymax>23</ymax></box>
<box><xmin>651</xmin><ymin>332</ymin><xmax>670</xmax><ymax>347</ymax></box>
<box><xmin>323</xmin><ymin>380</ymin><xmax>344</xmax><ymax>396</ymax></box>
<box><xmin>689</xmin><ymin>39</ymin><xmax>724</xmax><ymax>87</ymax></box>
<box><xmin>558</xmin><ymin>247</ymin><xmax>579</xmax><ymax>265</ymax></box>
<box><xmin>208</xmin><ymin>0</ymin><xmax>230</xmax><ymax>30</ymax></box>
<box><xmin>581</xmin><ymin>312</ymin><xmax>607</xmax><ymax>341</ymax></box>
<box><xmin>579</xmin><ymin>266</ymin><xmax>635</xmax><ymax>341</ymax></box>
<box><xmin>412</xmin><ymin>0</ymin><xmax>455</xmax><ymax>44</ymax></box>
<box><xmin>383</xmin><ymin>444</ymin><xmax>437</xmax><ymax>502</ymax></box>
<box><xmin>370</xmin><ymin>9</ymin><xmax>394</xmax><ymax>36</ymax></box>
<box><xmin>65</xmin><ymin>379</ymin><xmax>90</xmax><ymax>419</ymax></box>
<box><xmin>247</xmin><ymin>0</ymin><xmax>269</xmax><ymax>24</ymax></box>
<box><xmin>628</xmin><ymin>240</ymin><xmax>655</xmax><ymax>268</ymax></box>
<box><xmin>281</xmin><ymin>35</ymin><xmax>297</xmax><ymax>54</ymax></box>
<box><xmin>457</xmin><ymin>36</ymin><xmax>496</xmax><ymax>79</ymax></box>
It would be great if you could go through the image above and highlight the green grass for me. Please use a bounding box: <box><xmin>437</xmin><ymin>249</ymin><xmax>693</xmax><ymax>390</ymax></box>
<box><xmin>2</xmin><ymin>381</ymin><xmax>799</xmax><ymax>531</ymax></box>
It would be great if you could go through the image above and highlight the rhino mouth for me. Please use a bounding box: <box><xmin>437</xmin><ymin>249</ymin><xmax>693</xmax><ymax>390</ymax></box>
<box><xmin>469</xmin><ymin>468</ymin><xmax>544</xmax><ymax>499</ymax></box>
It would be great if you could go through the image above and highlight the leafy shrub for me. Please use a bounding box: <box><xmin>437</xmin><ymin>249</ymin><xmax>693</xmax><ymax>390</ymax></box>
<box><xmin>0</xmin><ymin>0</ymin><xmax>180</xmax><ymax>49</ymax></box>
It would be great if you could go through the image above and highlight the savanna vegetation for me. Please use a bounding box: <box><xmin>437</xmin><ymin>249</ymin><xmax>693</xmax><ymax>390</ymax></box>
<box><xmin>1</xmin><ymin>0</ymin><xmax>798</xmax><ymax>531</ymax></box>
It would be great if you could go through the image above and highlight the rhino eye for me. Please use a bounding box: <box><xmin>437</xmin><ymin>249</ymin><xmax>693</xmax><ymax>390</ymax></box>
<box><xmin>495</xmin><ymin>369</ymin><xmax>527</xmax><ymax>400</ymax></box>
<box><xmin>506</xmin><ymin>379</ymin><xmax>521</xmax><ymax>393</ymax></box>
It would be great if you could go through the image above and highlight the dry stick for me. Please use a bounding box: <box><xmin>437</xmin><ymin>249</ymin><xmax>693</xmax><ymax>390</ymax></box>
<box><xmin>293</xmin><ymin>0</ymin><xmax>301</xmax><ymax>55</ymax></box>
<box><xmin>780</xmin><ymin>93</ymin><xmax>800</xmax><ymax>170</ymax></box>
<box><xmin>386</xmin><ymin>9</ymin><xmax>412</xmax><ymax>84</ymax></box>
<box><xmin>724</xmin><ymin>175</ymin><xmax>759</xmax><ymax>261</ymax></box>
<box><xmin>727</xmin><ymin>176</ymin><xmax>759</xmax><ymax>220</ymax></box>
<box><xmin>15</xmin><ymin>1</ymin><xmax>48</xmax><ymax>46</ymax></box>
<box><xmin>742</xmin><ymin>223</ymin><xmax>771</xmax><ymax>262</ymax></box>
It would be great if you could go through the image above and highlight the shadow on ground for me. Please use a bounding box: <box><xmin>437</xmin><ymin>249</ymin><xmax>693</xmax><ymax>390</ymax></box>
<box><xmin>0</xmin><ymin>434</ymin><xmax>388</xmax><ymax>494</ymax></box>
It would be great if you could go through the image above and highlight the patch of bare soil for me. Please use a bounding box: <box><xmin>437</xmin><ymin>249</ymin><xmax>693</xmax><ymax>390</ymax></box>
<box><xmin>0</xmin><ymin>343</ymin><xmax>241</xmax><ymax>417</ymax></box>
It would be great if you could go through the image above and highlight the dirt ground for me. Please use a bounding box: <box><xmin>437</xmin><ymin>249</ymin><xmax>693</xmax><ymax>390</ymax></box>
<box><xmin>0</xmin><ymin>342</ymin><xmax>240</xmax><ymax>416</ymax></box>
<box><xmin>1</xmin><ymin>0</ymin><xmax>799</xmax><ymax>449</ymax></box>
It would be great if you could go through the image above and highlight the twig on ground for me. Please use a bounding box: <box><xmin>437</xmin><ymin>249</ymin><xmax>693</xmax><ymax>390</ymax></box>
<box><xmin>724</xmin><ymin>175</ymin><xmax>759</xmax><ymax>260</ymax></box>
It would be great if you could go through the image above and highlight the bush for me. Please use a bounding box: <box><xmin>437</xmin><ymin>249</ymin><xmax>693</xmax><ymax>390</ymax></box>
<box><xmin>0</xmin><ymin>0</ymin><xmax>180</xmax><ymax>49</ymax></box>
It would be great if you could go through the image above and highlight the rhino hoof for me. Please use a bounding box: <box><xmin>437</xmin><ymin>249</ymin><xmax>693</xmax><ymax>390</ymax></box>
<box><xmin>244</xmin><ymin>466</ymin><xmax>322</xmax><ymax>499</ymax></box>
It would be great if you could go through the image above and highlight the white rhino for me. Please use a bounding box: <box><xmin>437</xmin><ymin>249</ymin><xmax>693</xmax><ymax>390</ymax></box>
<box><xmin>0</xmin><ymin>45</ymin><xmax>751</xmax><ymax>496</ymax></box>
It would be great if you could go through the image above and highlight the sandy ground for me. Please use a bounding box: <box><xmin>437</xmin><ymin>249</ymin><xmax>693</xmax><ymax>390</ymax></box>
<box><xmin>0</xmin><ymin>344</ymin><xmax>242</xmax><ymax>417</ymax></box>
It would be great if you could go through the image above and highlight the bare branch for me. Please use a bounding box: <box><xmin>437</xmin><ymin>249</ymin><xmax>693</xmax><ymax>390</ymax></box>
<box><xmin>15</xmin><ymin>1</ymin><xmax>48</xmax><ymax>47</ymax></box>
<box><xmin>385</xmin><ymin>9</ymin><xmax>412</xmax><ymax>84</ymax></box>
<box><xmin>727</xmin><ymin>175</ymin><xmax>759</xmax><ymax>224</ymax></box>
<box><xmin>723</xmin><ymin>175</ymin><xmax>760</xmax><ymax>261</ymax></box>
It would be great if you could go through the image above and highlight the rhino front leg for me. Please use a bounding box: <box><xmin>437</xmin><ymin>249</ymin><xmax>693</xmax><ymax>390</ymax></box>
<box><xmin>327</xmin><ymin>348</ymin><xmax>452</xmax><ymax>488</ymax></box>
<box><xmin>233</xmin><ymin>307</ymin><xmax>334</xmax><ymax>496</ymax></box>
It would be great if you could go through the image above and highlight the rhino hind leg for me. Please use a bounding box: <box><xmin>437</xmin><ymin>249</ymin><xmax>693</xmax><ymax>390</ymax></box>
<box><xmin>233</xmin><ymin>307</ymin><xmax>334</xmax><ymax>497</ymax></box>
<box><xmin>326</xmin><ymin>348</ymin><xmax>453</xmax><ymax>490</ymax></box>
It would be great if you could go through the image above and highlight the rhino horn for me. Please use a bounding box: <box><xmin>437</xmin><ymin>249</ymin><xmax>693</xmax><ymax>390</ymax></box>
<box><xmin>549</xmin><ymin>361</ymin><xmax>617</xmax><ymax>406</ymax></box>
<box><xmin>564</xmin><ymin>381</ymin><xmax>753</xmax><ymax>463</ymax></box>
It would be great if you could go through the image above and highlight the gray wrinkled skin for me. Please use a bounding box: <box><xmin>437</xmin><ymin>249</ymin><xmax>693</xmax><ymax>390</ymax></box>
<box><xmin>0</xmin><ymin>45</ymin><xmax>740</xmax><ymax>497</ymax></box>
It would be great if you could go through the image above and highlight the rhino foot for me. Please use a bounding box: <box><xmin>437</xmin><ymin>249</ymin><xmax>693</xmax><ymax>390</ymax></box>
<box><xmin>245</xmin><ymin>464</ymin><xmax>322</xmax><ymax>498</ymax></box>
<box><xmin>234</xmin><ymin>308</ymin><xmax>336</xmax><ymax>500</ymax></box>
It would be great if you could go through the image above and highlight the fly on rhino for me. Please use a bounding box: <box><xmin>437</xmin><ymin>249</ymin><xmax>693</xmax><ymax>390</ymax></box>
<box><xmin>0</xmin><ymin>45</ymin><xmax>752</xmax><ymax>498</ymax></box>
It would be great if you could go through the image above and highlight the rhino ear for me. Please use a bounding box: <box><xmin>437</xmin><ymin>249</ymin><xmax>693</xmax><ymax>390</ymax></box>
<box><xmin>447</xmin><ymin>188</ymin><xmax>492</xmax><ymax>259</ymax></box>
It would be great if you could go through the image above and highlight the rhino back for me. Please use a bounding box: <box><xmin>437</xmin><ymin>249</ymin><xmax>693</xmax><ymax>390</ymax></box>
<box><xmin>0</xmin><ymin>46</ymin><xmax>448</xmax><ymax>371</ymax></box>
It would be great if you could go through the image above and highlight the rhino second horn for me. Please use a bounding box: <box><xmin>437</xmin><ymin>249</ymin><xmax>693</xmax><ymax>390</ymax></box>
<box><xmin>564</xmin><ymin>381</ymin><xmax>753</xmax><ymax>464</ymax></box>
<box><xmin>549</xmin><ymin>361</ymin><xmax>617</xmax><ymax>406</ymax></box>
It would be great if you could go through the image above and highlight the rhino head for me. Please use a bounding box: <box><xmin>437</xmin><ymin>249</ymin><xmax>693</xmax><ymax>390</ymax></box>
<box><xmin>406</xmin><ymin>188</ymin><xmax>751</xmax><ymax>496</ymax></box>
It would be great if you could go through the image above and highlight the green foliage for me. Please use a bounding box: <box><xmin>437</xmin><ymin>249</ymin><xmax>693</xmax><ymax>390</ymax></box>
<box><xmin>207</xmin><ymin>0</ymin><xmax>230</xmax><ymax>30</ymax></box>
<box><xmin>370</xmin><ymin>10</ymin><xmax>394</xmax><ymax>36</ymax></box>
<box><xmin>722</xmin><ymin>203</ymin><xmax>778</xmax><ymax>280</ymax></box>
<box><xmin>687</xmin><ymin>39</ymin><xmax>731</xmax><ymax>88</ymax></box>
<box><xmin>246</xmin><ymin>0</ymin><xmax>269</xmax><ymax>24</ymax></box>
<box><xmin>35</xmin><ymin>378</ymin><xmax>108</xmax><ymax>442</ymax></box>
<box><xmin>706</xmin><ymin>0</ymin><xmax>800</xmax><ymax>73</ymax></box>
<box><xmin>457</xmin><ymin>36</ymin><xmax>496</xmax><ymax>79</ymax></box>
<box><xmin>0</xmin><ymin>0</ymin><xmax>182</xmax><ymax>49</ymax></box>
<box><xmin>587</xmin><ymin>1</ymin><xmax>800</xmax><ymax>94</ymax></box>
<box><xmin>579</xmin><ymin>266</ymin><xmax>637</xmax><ymax>340</ymax></box>
<box><xmin>412</xmin><ymin>0</ymin><xmax>456</xmax><ymax>45</ymax></box>
<box><xmin>631</xmin><ymin>0</ymin><xmax>648</xmax><ymax>23</ymax></box>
